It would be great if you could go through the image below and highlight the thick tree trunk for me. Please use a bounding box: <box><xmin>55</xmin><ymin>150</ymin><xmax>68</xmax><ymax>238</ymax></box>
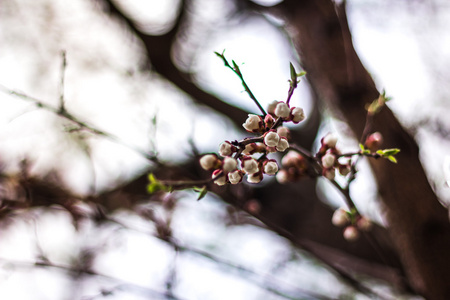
<box><xmin>277</xmin><ymin>0</ymin><xmax>450</xmax><ymax>298</ymax></box>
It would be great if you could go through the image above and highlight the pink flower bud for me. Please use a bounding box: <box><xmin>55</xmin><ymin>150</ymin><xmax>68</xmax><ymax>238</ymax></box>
<box><xmin>218</xmin><ymin>141</ymin><xmax>236</xmax><ymax>157</ymax></box>
<box><xmin>212</xmin><ymin>169</ymin><xmax>227</xmax><ymax>186</ymax></box>
<box><xmin>322</xmin><ymin>133</ymin><xmax>338</xmax><ymax>148</ymax></box>
<box><xmin>321</xmin><ymin>152</ymin><xmax>336</xmax><ymax>168</ymax></box>
<box><xmin>264</xmin><ymin>131</ymin><xmax>280</xmax><ymax>147</ymax></box>
<box><xmin>343</xmin><ymin>226</ymin><xmax>359</xmax><ymax>241</ymax></box>
<box><xmin>263</xmin><ymin>159</ymin><xmax>278</xmax><ymax>175</ymax></box>
<box><xmin>223</xmin><ymin>157</ymin><xmax>237</xmax><ymax>172</ymax></box>
<box><xmin>228</xmin><ymin>170</ymin><xmax>243</xmax><ymax>185</ymax></box>
<box><xmin>332</xmin><ymin>208</ymin><xmax>350</xmax><ymax>227</ymax></box>
<box><xmin>199</xmin><ymin>154</ymin><xmax>220</xmax><ymax>170</ymax></box>
<box><xmin>277</xmin><ymin>126</ymin><xmax>290</xmax><ymax>139</ymax></box>
<box><xmin>276</xmin><ymin>137</ymin><xmax>289</xmax><ymax>152</ymax></box>
<box><xmin>290</xmin><ymin>107</ymin><xmax>305</xmax><ymax>124</ymax></box>
<box><xmin>324</xmin><ymin>168</ymin><xmax>336</xmax><ymax>180</ymax></box>
<box><xmin>274</xmin><ymin>102</ymin><xmax>290</xmax><ymax>118</ymax></box>
<box><xmin>356</xmin><ymin>217</ymin><xmax>372</xmax><ymax>231</ymax></box>
<box><xmin>264</xmin><ymin>114</ymin><xmax>275</xmax><ymax>130</ymax></box>
<box><xmin>339</xmin><ymin>164</ymin><xmax>351</xmax><ymax>176</ymax></box>
<box><xmin>365</xmin><ymin>132</ymin><xmax>383</xmax><ymax>151</ymax></box>
<box><xmin>276</xmin><ymin>169</ymin><xmax>289</xmax><ymax>183</ymax></box>
<box><xmin>247</xmin><ymin>172</ymin><xmax>263</xmax><ymax>184</ymax></box>
<box><xmin>241</xmin><ymin>157</ymin><xmax>259</xmax><ymax>174</ymax></box>
<box><xmin>242</xmin><ymin>114</ymin><xmax>263</xmax><ymax>133</ymax></box>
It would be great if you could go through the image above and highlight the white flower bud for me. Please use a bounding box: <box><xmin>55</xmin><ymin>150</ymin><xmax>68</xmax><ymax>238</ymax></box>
<box><xmin>223</xmin><ymin>157</ymin><xmax>237</xmax><ymax>172</ymax></box>
<box><xmin>263</xmin><ymin>160</ymin><xmax>278</xmax><ymax>175</ymax></box>
<box><xmin>200</xmin><ymin>154</ymin><xmax>219</xmax><ymax>170</ymax></box>
<box><xmin>212</xmin><ymin>170</ymin><xmax>226</xmax><ymax>186</ymax></box>
<box><xmin>274</xmin><ymin>102</ymin><xmax>290</xmax><ymax>118</ymax></box>
<box><xmin>242</xmin><ymin>158</ymin><xmax>259</xmax><ymax>175</ymax></box>
<box><xmin>218</xmin><ymin>141</ymin><xmax>235</xmax><ymax>157</ymax></box>
<box><xmin>228</xmin><ymin>170</ymin><xmax>243</xmax><ymax>185</ymax></box>
<box><xmin>242</xmin><ymin>114</ymin><xmax>263</xmax><ymax>132</ymax></box>
<box><xmin>321</xmin><ymin>153</ymin><xmax>336</xmax><ymax>168</ymax></box>
<box><xmin>267</xmin><ymin>100</ymin><xmax>279</xmax><ymax>115</ymax></box>
<box><xmin>323</xmin><ymin>133</ymin><xmax>338</xmax><ymax>148</ymax></box>
<box><xmin>276</xmin><ymin>137</ymin><xmax>289</xmax><ymax>152</ymax></box>
<box><xmin>343</xmin><ymin>226</ymin><xmax>359</xmax><ymax>241</ymax></box>
<box><xmin>247</xmin><ymin>172</ymin><xmax>263</xmax><ymax>184</ymax></box>
<box><xmin>264</xmin><ymin>131</ymin><xmax>280</xmax><ymax>147</ymax></box>
<box><xmin>290</xmin><ymin>107</ymin><xmax>305</xmax><ymax>124</ymax></box>
<box><xmin>332</xmin><ymin>208</ymin><xmax>350</xmax><ymax>227</ymax></box>
<box><xmin>277</xmin><ymin>126</ymin><xmax>290</xmax><ymax>139</ymax></box>
<box><xmin>276</xmin><ymin>169</ymin><xmax>289</xmax><ymax>183</ymax></box>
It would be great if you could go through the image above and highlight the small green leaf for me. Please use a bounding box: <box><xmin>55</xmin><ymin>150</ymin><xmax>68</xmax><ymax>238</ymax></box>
<box><xmin>359</xmin><ymin>144</ymin><xmax>365</xmax><ymax>151</ymax></box>
<box><xmin>232</xmin><ymin>60</ymin><xmax>241</xmax><ymax>75</ymax></box>
<box><xmin>194</xmin><ymin>186</ymin><xmax>208</xmax><ymax>201</ymax></box>
<box><xmin>297</xmin><ymin>71</ymin><xmax>307</xmax><ymax>77</ymax></box>
<box><xmin>387</xmin><ymin>156</ymin><xmax>398</xmax><ymax>163</ymax></box>
<box><xmin>147</xmin><ymin>173</ymin><xmax>168</xmax><ymax>194</ymax></box>
<box><xmin>290</xmin><ymin>63</ymin><xmax>297</xmax><ymax>83</ymax></box>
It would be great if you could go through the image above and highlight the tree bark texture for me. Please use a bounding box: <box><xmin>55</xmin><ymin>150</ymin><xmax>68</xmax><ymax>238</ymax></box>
<box><xmin>276</xmin><ymin>0</ymin><xmax>450</xmax><ymax>298</ymax></box>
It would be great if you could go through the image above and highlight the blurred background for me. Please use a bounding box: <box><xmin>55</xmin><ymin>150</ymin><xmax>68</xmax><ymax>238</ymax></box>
<box><xmin>0</xmin><ymin>0</ymin><xmax>449</xmax><ymax>299</ymax></box>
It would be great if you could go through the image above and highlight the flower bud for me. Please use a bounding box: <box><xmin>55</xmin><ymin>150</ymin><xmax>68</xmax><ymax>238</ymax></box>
<box><xmin>277</xmin><ymin>126</ymin><xmax>290</xmax><ymax>139</ymax></box>
<box><xmin>365</xmin><ymin>132</ymin><xmax>383</xmax><ymax>151</ymax></box>
<box><xmin>267</xmin><ymin>100</ymin><xmax>279</xmax><ymax>115</ymax></box>
<box><xmin>263</xmin><ymin>159</ymin><xmax>278</xmax><ymax>175</ymax></box>
<box><xmin>324</xmin><ymin>168</ymin><xmax>336</xmax><ymax>180</ymax></box>
<box><xmin>343</xmin><ymin>226</ymin><xmax>359</xmax><ymax>241</ymax></box>
<box><xmin>356</xmin><ymin>217</ymin><xmax>373</xmax><ymax>231</ymax></box>
<box><xmin>276</xmin><ymin>137</ymin><xmax>289</xmax><ymax>152</ymax></box>
<box><xmin>274</xmin><ymin>102</ymin><xmax>290</xmax><ymax>118</ymax></box>
<box><xmin>332</xmin><ymin>208</ymin><xmax>350</xmax><ymax>227</ymax></box>
<box><xmin>322</xmin><ymin>133</ymin><xmax>338</xmax><ymax>148</ymax></box>
<box><xmin>264</xmin><ymin>131</ymin><xmax>280</xmax><ymax>147</ymax></box>
<box><xmin>264</xmin><ymin>114</ymin><xmax>275</xmax><ymax>130</ymax></box>
<box><xmin>321</xmin><ymin>152</ymin><xmax>336</xmax><ymax>168</ymax></box>
<box><xmin>276</xmin><ymin>169</ymin><xmax>289</xmax><ymax>183</ymax></box>
<box><xmin>218</xmin><ymin>141</ymin><xmax>236</xmax><ymax>157</ymax></box>
<box><xmin>290</xmin><ymin>107</ymin><xmax>305</xmax><ymax>124</ymax></box>
<box><xmin>223</xmin><ymin>157</ymin><xmax>237</xmax><ymax>172</ymax></box>
<box><xmin>242</xmin><ymin>114</ymin><xmax>263</xmax><ymax>133</ymax></box>
<box><xmin>241</xmin><ymin>157</ymin><xmax>259</xmax><ymax>175</ymax></box>
<box><xmin>242</xmin><ymin>143</ymin><xmax>265</xmax><ymax>155</ymax></box>
<box><xmin>247</xmin><ymin>172</ymin><xmax>263</xmax><ymax>184</ymax></box>
<box><xmin>212</xmin><ymin>169</ymin><xmax>226</xmax><ymax>186</ymax></box>
<box><xmin>338</xmin><ymin>164</ymin><xmax>351</xmax><ymax>176</ymax></box>
<box><xmin>228</xmin><ymin>170</ymin><xmax>244</xmax><ymax>185</ymax></box>
<box><xmin>200</xmin><ymin>154</ymin><xmax>220</xmax><ymax>170</ymax></box>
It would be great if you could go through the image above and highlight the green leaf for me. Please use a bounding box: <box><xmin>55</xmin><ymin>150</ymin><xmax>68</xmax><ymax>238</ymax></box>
<box><xmin>359</xmin><ymin>144</ymin><xmax>365</xmax><ymax>151</ymax></box>
<box><xmin>147</xmin><ymin>173</ymin><xmax>168</xmax><ymax>194</ymax></box>
<box><xmin>297</xmin><ymin>71</ymin><xmax>307</xmax><ymax>77</ymax></box>
<box><xmin>290</xmin><ymin>63</ymin><xmax>297</xmax><ymax>83</ymax></box>
<box><xmin>194</xmin><ymin>186</ymin><xmax>208</xmax><ymax>201</ymax></box>
<box><xmin>387</xmin><ymin>155</ymin><xmax>398</xmax><ymax>163</ymax></box>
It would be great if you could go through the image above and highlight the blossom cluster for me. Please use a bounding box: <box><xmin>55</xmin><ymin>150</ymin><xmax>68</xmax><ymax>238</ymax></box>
<box><xmin>332</xmin><ymin>208</ymin><xmax>372</xmax><ymax>241</ymax></box>
<box><xmin>199</xmin><ymin>100</ymin><xmax>305</xmax><ymax>185</ymax></box>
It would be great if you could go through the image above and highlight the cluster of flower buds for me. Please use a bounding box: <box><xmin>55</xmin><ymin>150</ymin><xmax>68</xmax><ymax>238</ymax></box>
<box><xmin>331</xmin><ymin>208</ymin><xmax>373</xmax><ymax>241</ymax></box>
<box><xmin>316</xmin><ymin>133</ymin><xmax>351</xmax><ymax>181</ymax></box>
<box><xmin>199</xmin><ymin>100</ymin><xmax>306</xmax><ymax>186</ymax></box>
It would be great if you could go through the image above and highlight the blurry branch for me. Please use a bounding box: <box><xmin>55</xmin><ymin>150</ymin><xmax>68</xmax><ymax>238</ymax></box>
<box><xmin>0</xmin><ymin>257</ymin><xmax>187</xmax><ymax>300</ymax></box>
<box><xmin>0</xmin><ymin>83</ymin><xmax>158</xmax><ymax>163</ymax></box>
<box><xmin>101</xmin><ymin>0</ymin><xmax>249</xmax><ymax>129</ymax></box>
<box><xmin>105</xmin><ymin>215</ymin><xmax>337</xmax><ymax>300</ymax></box>
<box><xmin>59</xmin><ymin>50</ymin><xmax>67</xmax><ymax>112</ymax></box>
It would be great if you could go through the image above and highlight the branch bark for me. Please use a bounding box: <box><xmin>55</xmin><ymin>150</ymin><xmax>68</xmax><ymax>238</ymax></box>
<box><xmin>275</xmin><ymin>0</ymin><xmax>450</xmax><ymax>298</ymax></box>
